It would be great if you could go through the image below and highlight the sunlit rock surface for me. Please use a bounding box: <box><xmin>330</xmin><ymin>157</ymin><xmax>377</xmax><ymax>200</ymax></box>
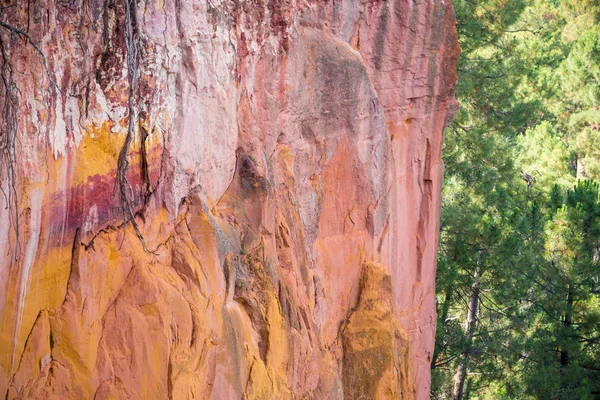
<box><xmin>0</xmin><ymin>1</ymin><xmax>458</xmax><ymax>398</ymax></box>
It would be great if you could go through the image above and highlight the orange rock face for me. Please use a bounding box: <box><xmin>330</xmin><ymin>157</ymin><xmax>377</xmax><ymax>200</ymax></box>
<box><xmin>0</xmin><ymin>1</ymin><xmax>458</xmax><ymax>399</ymax></box>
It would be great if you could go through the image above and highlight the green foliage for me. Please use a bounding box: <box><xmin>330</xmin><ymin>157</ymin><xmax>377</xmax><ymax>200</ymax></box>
<box><xmin>516</xmin><ymin>121</ymin><xmax>574</xmax><ymax>189</ymax></box>
<box><xmin>434</xmin><ymin>0</ymin><xmax>600</xmax><ymax>398</ymax></box>
<box><xmin>521</xmin><ymin>181</ymin><xmax>600</xmax><ymax>399</ymax></box>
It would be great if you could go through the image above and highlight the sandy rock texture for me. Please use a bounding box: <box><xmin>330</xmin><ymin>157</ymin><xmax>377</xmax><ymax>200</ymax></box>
<box><xmin>0</xmin><ymin>1</ymin><xmax>458</xmax><ymax>399</ymax></box>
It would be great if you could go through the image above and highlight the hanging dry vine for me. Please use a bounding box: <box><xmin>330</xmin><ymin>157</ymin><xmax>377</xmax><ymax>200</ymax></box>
<box><xmin>0</xmin><ymin>10</ymin><xmax>80</xmax><ymax>261</ymax></box>
<box><xmin>0</xmin><ymin>3</ymin><xmax>153</xmax><ymax>253</ymax></box>
<box><xmin>0</xmin><ymin>15</ymin><xmax>55</xmax><ymax>262</ymax></box>
<box><xmin>117</xmin><ymin>0</ymin><xmax>151</xmax><ymax>252</ymax></box>
<box><xmin>0</xmin><ymin>37</ymin><xmax>20</xmax><ymax>261</ymax></box>
<box><xmin>0</xmin><ymin>19</ymin><xmax>68</xmax><ymax>96</ymax></box>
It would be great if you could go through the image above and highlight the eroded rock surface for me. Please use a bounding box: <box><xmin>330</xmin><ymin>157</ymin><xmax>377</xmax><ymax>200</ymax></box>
<box><xmin>0</xmin><ymin>1</ymin><xmax>458</xmax><ymax>399</ymax></box>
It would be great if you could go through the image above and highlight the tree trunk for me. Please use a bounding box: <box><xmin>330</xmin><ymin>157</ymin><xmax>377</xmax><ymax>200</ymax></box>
<box><xmin>560</xmin><ymin>287</ymin><xmax>574</xmax><ymax>370</ymax></box>
<box><xmin>576</xmin><ymin>154</ymin><xmax>586</xmax><ymax>178</ymax></box>
<box><xmin>452</xmin><ymin>270</ymin><xmax>480</xmax><ymax>400</ymax></box>
<box><xmin>431</xmin><ymin>287</ymin><xmax>453</xmax><ymax>369</ymax></box>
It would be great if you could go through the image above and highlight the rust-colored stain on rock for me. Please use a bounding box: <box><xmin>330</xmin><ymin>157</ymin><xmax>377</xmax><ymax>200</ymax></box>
<box><xmin>0</xmin><ymin>1</ymin><xmax>458</xmax><ymax>399</ymax></box>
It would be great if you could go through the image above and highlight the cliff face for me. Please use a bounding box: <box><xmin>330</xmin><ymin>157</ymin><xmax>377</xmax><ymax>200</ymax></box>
<box><xmin>0</xmin><ymin>1</ymin><xmax>458</xmax><ymax>399</ymax></box>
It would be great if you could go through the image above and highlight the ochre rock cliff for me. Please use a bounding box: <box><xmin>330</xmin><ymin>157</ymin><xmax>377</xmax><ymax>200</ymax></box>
<box><xmin>0</xmin><ymin>1</ymin><xmax>458</xmax><ymax>399</ymax></box>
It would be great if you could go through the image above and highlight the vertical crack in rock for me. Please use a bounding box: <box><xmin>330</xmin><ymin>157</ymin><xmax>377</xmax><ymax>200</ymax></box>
<box><xmin>416</xmin><ymin>139</ymin><xmax>432</xmax><ymax>282</ymax></box>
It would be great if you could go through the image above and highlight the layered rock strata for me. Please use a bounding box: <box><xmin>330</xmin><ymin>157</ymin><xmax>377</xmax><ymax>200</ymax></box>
<box><xmin>0</xmin><ymin>1</ymin><xmax>458</xmax><ymax>398</ymax></box>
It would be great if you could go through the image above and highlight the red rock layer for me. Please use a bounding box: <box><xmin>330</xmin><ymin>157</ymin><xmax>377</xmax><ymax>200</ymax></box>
<box><xmin>0</xmin><ymin>1</ymin><xmax>458</xmax><ymax>399</ymax></box>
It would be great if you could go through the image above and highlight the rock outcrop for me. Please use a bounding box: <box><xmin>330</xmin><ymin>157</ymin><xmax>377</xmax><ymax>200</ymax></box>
<box><xmin>0</xmin><ymin>1</ymin><xmax>458</xmax><ymax>399</ymax></box>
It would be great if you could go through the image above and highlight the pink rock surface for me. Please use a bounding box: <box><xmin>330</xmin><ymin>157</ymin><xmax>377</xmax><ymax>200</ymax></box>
<box><xmin>0</xmin><ymin>1</ymin><xmax>458</xmax><ymax>398</ymax></box>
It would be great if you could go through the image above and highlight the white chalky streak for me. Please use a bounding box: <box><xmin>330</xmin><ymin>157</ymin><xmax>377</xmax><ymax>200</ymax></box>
<box><xmin>10</xmin><ymin>187</ymin><xmax>43</xmax><ymax>375</ymax></box>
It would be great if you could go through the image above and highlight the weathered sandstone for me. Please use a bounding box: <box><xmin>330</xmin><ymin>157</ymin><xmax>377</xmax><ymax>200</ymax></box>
<box><xmin>0</xmin><ymin>1</ymin><xmax>458</xmax><ymax>398</ymax></box>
